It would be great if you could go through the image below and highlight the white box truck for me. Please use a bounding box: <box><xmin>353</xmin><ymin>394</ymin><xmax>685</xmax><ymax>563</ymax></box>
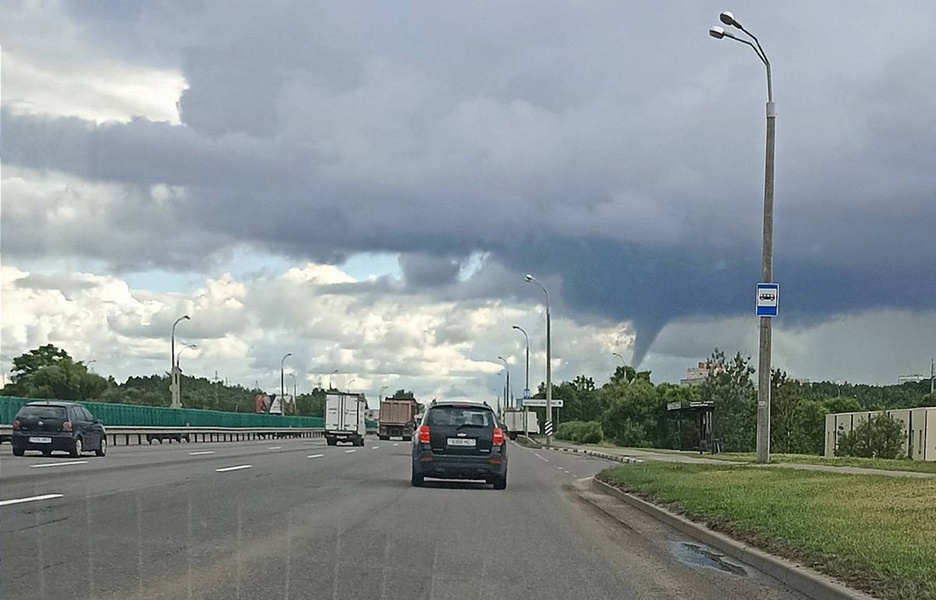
<box><xmin>503</xmin><ymin>409</ymin><xmax>540</xmax><ymax>440</ymax></box>
<box><xmin>324</xmin><ymin>392</ymin><xmax>366</xmax><ymax>446</ymax></box>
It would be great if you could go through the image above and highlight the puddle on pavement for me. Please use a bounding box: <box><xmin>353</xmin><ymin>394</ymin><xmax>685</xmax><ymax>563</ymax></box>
<box><xmin>669</xmin><ymin>541</ymin><xmax>747</xmax><ymax>577</ymax></box>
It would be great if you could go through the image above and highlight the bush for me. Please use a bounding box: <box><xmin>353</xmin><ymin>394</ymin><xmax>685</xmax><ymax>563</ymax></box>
<box><xmin>556</xmin><ymin>420</ymin><xmax>603</xmax><ymax>444</ymax></box>
<box><xmin>836</xmin><ymin>412</ymin><xmax>905</xmax><ymax>459</ymax></box>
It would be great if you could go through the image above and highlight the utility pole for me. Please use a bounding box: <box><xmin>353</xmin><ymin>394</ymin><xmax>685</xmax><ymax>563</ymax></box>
<box><xmin>931</xmin><ymin>358</ymin><xmax>934</xmax><ymax>396</ymax></box>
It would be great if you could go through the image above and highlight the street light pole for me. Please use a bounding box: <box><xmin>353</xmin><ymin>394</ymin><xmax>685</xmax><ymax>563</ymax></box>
<box><xmin>280</xmin><ymin>353</ymin><xmax>292</xmax><ymax>414</ymax></box>
<box><xmin>497</xmin><ymin>356</ymin><xmax>510</xmax><ymax>413</ymax></box>
<box><xmin>329</xmin><ymin>369</ymin><xmax>339</xmax><ymax>391</ymax></box>
<box><xmin>525</xmin><ymin>274</ymin><xmax>552</xmax><ymax>447</ymax></box>
<box><xmin>287</xmin><ymin>373</ymin><xmax>297</xmax><ymax>415</ymax></box>
<box><xmin>170</xmin><ymin>315</ymin><xmax>190</xmax><ymax>409</ymax></box>
<box><xmin>711</xmin><ymin>11</ymin><xmax>776</xmax><ymax>464</ymax></box>
<box><xmin>175</xmin><ymin>344</ymin><xmax>197</xmax><ymax>407</ymax></box>
<box><xmin>513</xmin><ymin>325</ymin><xmax>531</xmax><ymax>435</ymax></box>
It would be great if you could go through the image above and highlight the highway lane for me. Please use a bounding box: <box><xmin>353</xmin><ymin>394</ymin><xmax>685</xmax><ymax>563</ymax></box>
<box><xmin>1</xmin><ymin>439</ymin><xmax>807</xmax><ymax>600</ymax></box>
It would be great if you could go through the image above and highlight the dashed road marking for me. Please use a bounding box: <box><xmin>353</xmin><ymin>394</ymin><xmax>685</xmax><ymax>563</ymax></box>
<box><xmin>372</xmin><ymin>446</ymin><xmax>380</xmax><ymax>450</ymax></box>
<box><xmin>532</xmin><ymin>452</ymin><xmax>549</xmax><ymax>463</ymax></box>
<box><xmin>215</xmin><ymin>464</ymin><xmax>252</xmax><ymax>473</ymax></box>
<box><xmin>189</xmin><ymin>451</ymin><xmax>215</xmax><ymax>456</ymax></box>
<box><xmin>29</xmin><ymin>461</ymin><xmax>88</xmax><ymax>469</ymax></box>
<box><xmin>345</xmin><ymin>449</ymin><xmax>357</xmax><ymax>454</ymax></box>
<box><xmin>267</xmin><ymin>446</ymin><xmax>282</xmax><ymax>450</ymax></box>
<box><xmin>307</xmin><ymin>454</ymin><xmax>324</xmax><ymax>459</ymax></box>
<box><xmin>0</xmin><ymin>494</ymin><xmax>64</xmax><ymax>507</ymax></box>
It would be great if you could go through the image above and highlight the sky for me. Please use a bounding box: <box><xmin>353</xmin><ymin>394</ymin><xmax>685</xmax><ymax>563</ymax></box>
<box><xmin>2</xmin><ymin>1</ymin><xmax>936</xmax><ymax>401</ymax></box>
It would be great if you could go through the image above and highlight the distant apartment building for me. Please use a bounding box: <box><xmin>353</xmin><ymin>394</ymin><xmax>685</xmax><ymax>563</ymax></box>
<box><xmin>680</xmin><ymin>361</ymin><xmax>718</xmax><ymax>386</ymax></box>
<box><xmin>898</xmin><ymin>374</ymin><xmax>928</xmax><ymax>384</ymax></box>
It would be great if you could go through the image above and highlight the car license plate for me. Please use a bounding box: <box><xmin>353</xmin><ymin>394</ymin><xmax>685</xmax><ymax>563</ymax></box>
<box><xmin>447</xmin><ymin>438</ymin><xmax>476</xmax><ymax>447</ymax></box>
<box><xmin>29</xmin><ymin>437</ymin><xmax>52</xmax><ymax>444</ymax></box>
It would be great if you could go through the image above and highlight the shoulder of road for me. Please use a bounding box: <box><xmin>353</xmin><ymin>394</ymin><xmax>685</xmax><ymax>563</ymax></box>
<box><xmin>548</xmin><ymin>438</ymin><xmax>935</xmax><ymax>600</ymax></box>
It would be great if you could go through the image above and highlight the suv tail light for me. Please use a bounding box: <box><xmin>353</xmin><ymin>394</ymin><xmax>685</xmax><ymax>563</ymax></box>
<box><xmin>492</xmin><ymin>427</ymin><xmax>505</xmax><ymax>446</ymax></box>
<box><xmin>62</xmin><ymin>421</ymin><xmax>73</xmax><ymax>432</ymax></box>
<box><xmin>418</xmin><ymin>425</ymin><xmax>430</xmax><ymax>444</ymax></box>
<box><xmin>11</xmin><ymin>419</ymin><xmax>21</xmax><ymax>430</ymax></box>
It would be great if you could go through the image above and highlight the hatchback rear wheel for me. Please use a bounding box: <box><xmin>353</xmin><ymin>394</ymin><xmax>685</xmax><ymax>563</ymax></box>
<box><xmin>12</xmin><ymin>446</ymin><xmax>25</xmax><ymax>457</ymax></box>
<box><xmin>70</xmin><ymin>436</ymin><xmax>83</xmax><ymax>458</ymax></box>
<box><xmin>95</xmin><ymin>436</ymin><xmax>107</xmax><ymax>457</ymax></box>
<box><xmin>411</xmin><ymin>470</ymin><xmax>424</xmax><ymax>487</ymax></box>
<box><xmin>493</xmin><ymin>474</ymin><xmax>507</xmax><ymax>490</ymax></box>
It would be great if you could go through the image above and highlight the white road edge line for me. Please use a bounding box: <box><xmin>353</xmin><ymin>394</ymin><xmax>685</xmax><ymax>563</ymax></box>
<box><xmin>215</xmin><ymin>464</ymin><xmax>253</xmax><ymax>473</ymax></box>
<box><xmin>189</xmin><ymin>451</ymin><xmax>215</xmax><ymax>456</ymax></box>
<box><xmin>0</xmin><ymin>494</ymin><xmax>65</xmax><ymax>507</ymax></box>
<box><xmin>345</xmin><ymin>449</ymin><xmax>356</xmax><ymax>454</ymax></box>
<box><xmin>307</xmin><ymin>454</ymin><xmax>324</xmax><ymax>459</ymax></box>
<box><xmin>267</xmin><ymin>446</ymin><xmax>282</xmax><ymax>450</ymax></box>
<box><xmin>29</xmin><ymin>461</ymin><xmax>88</xmax><ymax>469</ymax></box>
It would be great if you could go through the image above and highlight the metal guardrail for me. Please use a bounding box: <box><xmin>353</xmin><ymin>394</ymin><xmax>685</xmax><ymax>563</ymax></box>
<box><xmin>0</xmin><ymin>424</ymin><xmax>323</xmax><ymax>446</ymax></box>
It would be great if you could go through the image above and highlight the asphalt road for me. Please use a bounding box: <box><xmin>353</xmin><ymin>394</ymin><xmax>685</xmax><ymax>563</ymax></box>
<box><xmin>0</xmin><ymin>437</ymin><xmax>808</xmax><ymax>600</ymax></box>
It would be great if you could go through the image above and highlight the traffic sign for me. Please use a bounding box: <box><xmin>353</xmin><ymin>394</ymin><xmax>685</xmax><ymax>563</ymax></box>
<box><xmin>523</xmin><ymin>388</ymin><xmax>531</xmax><ymax>400</ymax></box>
<box><xmin>756</xmin><ymin>283</ymin><xmax>779</xmax><ymax>317</ymax></box>
<box><xmin>520</xmin><ymin>398</ymin><xmax>564</xmax><ymax>408</ymax></box>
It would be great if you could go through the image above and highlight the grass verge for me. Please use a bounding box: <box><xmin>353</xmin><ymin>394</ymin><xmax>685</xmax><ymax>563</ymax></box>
<box><xmin>697</xmin><ymin>452</ymin><xmax>936</xmax><ymax>474</ymax></box>
<box><xmin>599</xmin><ymin>462</ymin><xmax>936</xmax><ymax>600</ymax></box>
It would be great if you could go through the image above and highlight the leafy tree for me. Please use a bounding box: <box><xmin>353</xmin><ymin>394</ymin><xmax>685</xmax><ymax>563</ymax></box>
<box><xmin>600</xmin><ymin>379</ymin><xmax>659</xmax><ymax>447</ymax></box>
<box><xmin>823</xmin><ymin>396</ymin><xmax>862</xmax><ymax>415</ymax></box>
<box><xmin>391</xmin><ymin>389</ymin><xmax>415</xmax><ymax>399</ymax></box>
<box><xmin>701</xmin><ymin>349</ymin><xmax>756</xmax><ymax>452</ymax></box>
<box><xmin>835</xmin><ymin>413</ymin><xmax>905</xmax><ymax>459</ymax></box>
<box><xmin>2</xmin><ymin>344</ymin><xmax>111</xmax><ymax>400</ymax></box>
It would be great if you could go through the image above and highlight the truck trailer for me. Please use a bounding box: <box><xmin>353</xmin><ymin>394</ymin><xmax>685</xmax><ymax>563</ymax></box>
<box><xmin>502</xmin><ymin>409</ymin><xmax>540</xmax><ymax>440</ymax></box>
<box><xmin>378</xmin><ymin>397</ymin><xmax>417</xmax><ymax>441</ymax></box>
<box><xmin>324</xmin><ymin>392</ymin><xmax>366</xmax><ymax>446</ymax></box>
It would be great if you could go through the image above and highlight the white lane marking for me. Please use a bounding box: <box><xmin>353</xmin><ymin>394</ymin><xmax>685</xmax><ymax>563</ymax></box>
<box><xmin>189</xmin><ymin>451</ymin><xmax>215</xmax><ymax>456</ymax></box>
<box><xmin>393</xmin><ymin>443</ymin><xmax>399</xmax><ymax>447</ymax></box>
<box><xmin>372</xmin><ymin>446</ymin><xmax>380</xmax><ymax>450</ymax></box>
<box><xmin>345</xmin><ymin>449</ymin><xmax>356</xmax><ymax>454</ymax></box>
<box><xmin>307</xmin><ymin>454</ymin><xmax>324</xmax><ymax>459</ymax></box>
<box><xmin>29</xmin><ymin>460</ymin><xmax>88</xmax><ymax>469</ymax></box>
<box><xmin>532</xmin><ymin>452</ymin><xmax>549</xmax><ymax>463</ymax></box>
<box><xmin>0</xmin><ymin>494</ymin><xmax>64</xmax><ymax>507</ymax></box>
<box><xmin>215</xmin><ymin>464</ymin><xmax>252</xmax><ymax>473</ymax></box>
<box><xmin>557</xmin><ymin>466</ymin><xmax>564</xmax><ymax>470</ymax></box>
<box><xmin>267</xmin><ymin>446</ymin><xmax>282</xmax><ymax>450</ymax></box>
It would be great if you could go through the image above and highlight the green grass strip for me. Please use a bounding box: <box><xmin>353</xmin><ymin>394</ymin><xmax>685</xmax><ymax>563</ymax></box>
<box><xmin>599</xmin><ymin>462</ymin><xmax>936</xmax><ymax>600</ymax></box>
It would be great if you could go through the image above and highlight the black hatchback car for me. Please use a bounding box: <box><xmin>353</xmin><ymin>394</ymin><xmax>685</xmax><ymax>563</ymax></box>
<box><xmin>11</xmin><ymin>401</ymin><xmax>107</xmax><ymax>458</ymax></box>
<box><xmin>411</xmin><ymin>401</ymin><xmax>508</xmax><ymax>489</ymax></box>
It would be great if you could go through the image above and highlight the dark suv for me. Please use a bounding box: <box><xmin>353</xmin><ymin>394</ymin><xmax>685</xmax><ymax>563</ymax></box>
<box><xmin>411</xmin><ymin>401</ymin><xmax>508</xmax><ymax>489</ymax></box>
<box><xmin>11</xmin><ymin>401</ymin><xmax>107</xmax><ymax>458</ymax></box>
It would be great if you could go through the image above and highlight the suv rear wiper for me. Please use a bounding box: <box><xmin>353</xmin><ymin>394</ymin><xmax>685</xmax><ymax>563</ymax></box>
<box><xmin>455</xmin><ymin>423</ymin><xmax>486</xmax><ymax>430</ymax></box>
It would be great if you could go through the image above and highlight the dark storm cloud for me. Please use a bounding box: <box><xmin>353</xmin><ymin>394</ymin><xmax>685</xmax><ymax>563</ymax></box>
<box><xmin>4</xmin><ymin>0</ymin><xmax>936</xmax><ymax>364</ymax></box>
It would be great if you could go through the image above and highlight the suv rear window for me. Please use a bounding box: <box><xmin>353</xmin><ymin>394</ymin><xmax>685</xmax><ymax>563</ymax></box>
<box><xmin>17</xmin><ymin>406</ymin><xmax>67</xmax><ymax>419</ymax></box>
<box><xmin>427</xmin><ymin>406</ymin><xmax>494</xmax><ymax>427</ymax></box>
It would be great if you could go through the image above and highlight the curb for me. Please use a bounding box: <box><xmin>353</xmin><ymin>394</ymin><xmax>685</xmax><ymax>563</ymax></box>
<box><xmin>546</xmin><ymin>445</ymin><xmax>644</xmax><ymax>464</ymax></box>
<box><xmin>588</xmin><ymin>477</ymin><xmax>878</xmax><ymax>600</ymax></box>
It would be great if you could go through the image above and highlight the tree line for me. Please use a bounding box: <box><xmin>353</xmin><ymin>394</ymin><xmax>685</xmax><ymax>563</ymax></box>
<box><xmin>541</xmin><ymin>348</ymin><xmax>935</xmax><ymax>454</ymax></box>
<box><xmin>5</xmin><ymin>344</ymin><xmax>934</xmax><ymax>454</ymax></box>
<box><xmin>1</xmin><ymin>345</ymin><xmax>419</xmax><ymax>418</ymax></box>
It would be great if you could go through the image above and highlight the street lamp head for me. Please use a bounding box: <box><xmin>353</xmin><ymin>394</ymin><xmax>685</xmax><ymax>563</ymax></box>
<box><xmin>524</xmin><ymin>274</ymin><xmax>535</xmax><ymax>282</ymax></box>
<box><xmin>183</xmin><ymin>315</ymin><xmax>190</xmax><ymax>320</ymax></box>
<box><xmin>719</xmin><ymin>11</ymin><xmax>740</xmax><ymax>28</ymax></box>
<box><xmin>709</xmin><ymin>26</ymin><xmax>726</xmax><ymax>39</ymax></box>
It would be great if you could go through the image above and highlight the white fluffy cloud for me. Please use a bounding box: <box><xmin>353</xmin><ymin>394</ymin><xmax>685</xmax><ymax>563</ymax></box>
<box><xmin>0</xmin><ymin>263</ymin><xmax>638</xmax><ymax>400</ymax></box>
